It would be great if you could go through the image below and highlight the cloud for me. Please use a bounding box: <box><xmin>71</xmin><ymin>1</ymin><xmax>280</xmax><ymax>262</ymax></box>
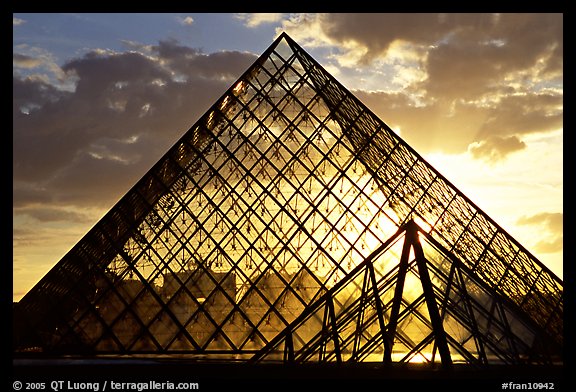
<box><xmin>280</xmin><ymin>13</ymin><xmax>562</xmax><ymax>160</ymax></box>
<box><xmin>280</xmin><ymin>13</ymin><xmax>562</xmax><ymax>75</ymax></box>
<box><xmin>353</xmin><ymin>88</ymin><xmax>560</xmax><ymax>160</ymax></box>
<box><xmin>467</xmin><ymin>135</ymin><xmax>526</xmax><ymax>163</ymax></box>
<box><xmin>12</xmin><ymin>38</ymin><xmax>259</xmax><ymax>302</ymax></box>
<box><xmin>517</xmin><ymin>212</ymin><xmax>562</xmax><ymax>233</ymax></box>
<box><xmin>434</xmin><ymin>16</ymin><xmax>557</xmax><ymax>101</ymax></box>
<box><xmin>235</xmin><ymin>13</ymin><xmax>284</xmax><ymax>28</ymax></box>
<box><xmin>353</xmin><ymin>90</ymin><xmax>481</xmax><ymax>153</ymax></box>
<box><xmin>533</xmin><ymin>238</ymin><xmax>563</xmax><ymax>254</ymax></box>
<box><xmin>279</xmin><ymin>13</ymin><xmax>469</xmax><ymax>64</ymax></box>
<box><xmin>517</xmin><ymin>212</ymin><xmax>563</xmax><ymax>253</ymax></box>
<box><xmin>13</xmin><ymin>17</ymin><xmax>25</xmax><ymax>26</ymax></box>
<box><xmin>13</xmin><ymin>46</ymin><xmax>68</xmax><ymax>86</ymax></box>
<box><xmin>13</xmin><ymin>53</ymin><xmax>43</xmax><ymax>68</ymax></box>
<box><xmin>120</xmin><ymin>40</ymin><xmax>153</xmax><ymax>53</ymax></box>
<box><xmin>13</xmin><ymin>40</ymin><xmax>257</xmax><ymax>212</ymax></box>
<box><xmin>476</xmin><ymin>93</ymin><xmax>563</xmax><ymax>139</ymax></box>
<box><xmin>275</xmin><ymin>14</ymin><xmax>333</xmax><ymax>48</ymax></box>
<box><xmin>283</xmin><ymin>13</ymin><xmax>562</xmax><ymax>101</ymax></box>
<box><xmin>14</xmin><ymin>16</ymin><xmax>562</xmax><ymax>215</ymax></box>
<box><xmin>152</xmin><ymin>39</ymin><xmax>255</xmax><ymax>81</ymax></box>
<box><xmin>177</xmin><ymin>16</ymin><xmax>194</xmax><ymax>26</ymax></box>
<box><xmin>13</xmin><ymin>75</ymin><xmax>68</xmax><ymax>116</ymax></box>
<box><xmin>17</xmin><ymin>207</ymin><xmax>92</xmax><ymax>223</ymax></box>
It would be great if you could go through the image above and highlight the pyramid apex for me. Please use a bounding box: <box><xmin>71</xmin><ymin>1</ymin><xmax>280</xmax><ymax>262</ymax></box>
<box><xmin>274</xmin><ymin>31</ymin><xmax>294</xmax><ymax>45</ymax></box>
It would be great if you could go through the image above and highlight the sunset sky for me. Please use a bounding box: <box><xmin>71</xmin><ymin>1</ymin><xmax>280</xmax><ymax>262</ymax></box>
<box><xmin>12</xmin><ymin>13</ymin><xmax>563</xmax><ymax>301</ymax></box>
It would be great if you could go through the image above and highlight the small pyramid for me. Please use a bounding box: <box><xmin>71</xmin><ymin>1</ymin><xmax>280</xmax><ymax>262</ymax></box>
<box><xmin>13</xmin><ymin>33</ymin><xmax>562</xmax><ymax>365</ymax></box>
<box><xmin>250</xmin><ymin>220</ymin><xmax>560</xmax><ymax>365</ymax></box>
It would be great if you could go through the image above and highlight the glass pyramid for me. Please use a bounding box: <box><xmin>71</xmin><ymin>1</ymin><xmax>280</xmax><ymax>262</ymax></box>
<box><xmin>13</xmin><ymin>33</ymin><xmax>562</xmax><ymax>366</ymax></box>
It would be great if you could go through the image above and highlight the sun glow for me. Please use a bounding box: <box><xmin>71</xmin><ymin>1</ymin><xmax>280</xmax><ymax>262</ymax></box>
<box><xmin>423</xmin><ymin>134</ymin><xmax>563</xmax><ymax>279</ymax></box>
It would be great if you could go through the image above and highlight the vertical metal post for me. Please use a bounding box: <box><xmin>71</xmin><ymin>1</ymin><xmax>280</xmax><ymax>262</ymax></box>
<box><xmin>352</xmin><ymin>268</ymin><xmax>369</xmax><ymax>360</ymax></box>
<box><xmin>386</xmin><ymin>226</ymin><xmax>412</xmax><ymax>362</ymax></box>
<box><xmin>327</xmin><ymin>296</ymin><xmax>342</xmax><ymax>364</ymax></box>
<box><xmin>456</xmin><ymin>267</ymin><xmax>488</xmax><ymax>364</ymax></box>
<box><xmin>408</xmin><ymin>221</ymin><xmax>453</xmax><ymax>368</ymax></box>
<box><xmin>284</xmin><ymin>330</ymin><xmax>294</xmax><ymax>363</ymax></box>
<box><xmin>368</xmin><ymin>263</ymin><xmax>391</xmax><ymax>364</ymax></box>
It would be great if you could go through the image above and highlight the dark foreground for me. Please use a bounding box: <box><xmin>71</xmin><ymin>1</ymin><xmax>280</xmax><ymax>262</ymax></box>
<box><xmin>12</xmin><ymin>358</ymin><xmax>566</xmax><ymax>391</ymax></box>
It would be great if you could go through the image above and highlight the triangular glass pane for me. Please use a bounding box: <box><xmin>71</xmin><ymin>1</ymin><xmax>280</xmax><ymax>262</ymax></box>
<box><xmin>290</xmin><ymin>305</ymin><xmax>325</xmax><ymax>352</ymax></box>
<box><xmin>95</xmin><ymin>331</ymin><xmax>122</xmax><ymax>352</ymax></box>
<box><xmin>405</xmin><ymin>339</ymin><xmax>437</xmax><ymax>364</ymax></box>
<box><xmin>165</xmin><ymin>330</ymin><xmax>195</xmax><ymax>351</ymax></box>
<box><xmin>398</xmin><ymin>302</ymin><xmax>433</xmax><ymax>347</ymax></box>
<box><xmin>188</xmin><ymin>310</ymin><xmax>218</xmax><ymax>348</ymax></box>
<box><xmin>402</xmin><ymin>263</ymin><xmax>424</xmax><ymax>305</ymax></box>
<box><xmin>148</xmin><ymin>311</ymin><xmax>184</xmax><ymax>349</ymax></box>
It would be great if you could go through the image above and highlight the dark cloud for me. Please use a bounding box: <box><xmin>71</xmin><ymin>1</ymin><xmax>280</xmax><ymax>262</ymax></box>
<box><xmin>316</xmin><ymin>13</ymin><xmax>562</xmax><ymax>84</ymax></box>
<box><xmin>62</xmin><ymin>50</ymin><xmax>170</xmax><ymax>98</ymax></box>
<box><xmin>46</xmin><ymin>147</ymin><xmax>154</xmax><ymax>208</ymax></box>
<box><xmin>476</xmin><ymin>93</ymin><xmax>563</xmax><ymax>139</ymax></box>
<box><xmin>13</xmin><ymin>40</ymin><xmax>257</xmax><ymax>212</ymax></box>
<box><xmin>467</xmin><ymin>135</ymin><xmax>526</xmax><ymax>163</ymax></box>
<box><xmin>423</xmin><ymin>14</ymin><xmax>562</xmax><ymax>101</ymax></box>
<box><xmin>284</xmin><ymin>13</ymin><xmax>562</xmax><ymax>159</ymax></box>
<box><xmin>153</xmin><ymin>39</ymin><xmax>256</xmax><ymax>81</ymax></box>
<box><xmin>321</xmin><ymin>13</ymin><xmax>486</xmax><ymax>61</ymax></box>
<box><xmin>13</xmin><ymin>76</ymin><xmax>67</xmax><ymax>114</ymax></box>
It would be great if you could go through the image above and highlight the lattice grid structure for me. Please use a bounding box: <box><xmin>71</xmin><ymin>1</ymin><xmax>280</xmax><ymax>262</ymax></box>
<box><xmin>13</xmin><ymin>33</ymin><xmax>562</xmax><ymax>366</ymax></box>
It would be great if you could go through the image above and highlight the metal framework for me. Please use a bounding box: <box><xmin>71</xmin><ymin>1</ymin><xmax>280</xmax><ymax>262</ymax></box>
<box><xmin>13</xmin><ymin>33</ymin><xmax>562</xmax><ymax>366</ymax></box>
<box><xmin>250</xmin><ymin>220</ymin><xmax>560</xmax><ymax>366</ymax></box>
